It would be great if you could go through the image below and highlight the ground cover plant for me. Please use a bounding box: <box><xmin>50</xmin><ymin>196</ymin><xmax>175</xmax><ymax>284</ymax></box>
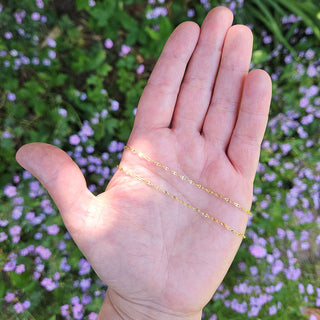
<box><xmin>0</xmin><ymin>0</ymin><xmax>320</xmax><ymax>319</ymax></box>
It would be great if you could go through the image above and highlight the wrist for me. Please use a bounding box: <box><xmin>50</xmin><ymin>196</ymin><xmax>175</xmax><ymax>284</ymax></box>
<box><xmin>98</xmin><ymin>289</ymin><xmax>202</xmax><ymax>320</ymax></box>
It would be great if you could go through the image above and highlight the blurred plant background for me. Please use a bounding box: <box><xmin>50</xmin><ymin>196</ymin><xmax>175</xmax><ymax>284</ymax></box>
<box><xmin>0</xmin><ymin>0</ymin><xmax>320</xmax><ymax>319</ymax></box>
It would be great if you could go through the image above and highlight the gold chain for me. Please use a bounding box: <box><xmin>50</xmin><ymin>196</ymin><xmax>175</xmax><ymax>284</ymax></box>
<box><xmin>117</xmin><ymin>166</ymin><xmax>245</xmax><ymax>239</ymax></box>
<box><xmin>124</xmin><ymin>145</ymin><xmax>251</xmax><ymax>215</ymax></box>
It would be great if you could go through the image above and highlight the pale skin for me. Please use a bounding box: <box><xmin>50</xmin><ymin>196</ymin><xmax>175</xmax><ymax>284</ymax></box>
<box><xmin>16</xmin><ymin>6</ymin><xmax>272</xmax><ymax>320</ymax></box>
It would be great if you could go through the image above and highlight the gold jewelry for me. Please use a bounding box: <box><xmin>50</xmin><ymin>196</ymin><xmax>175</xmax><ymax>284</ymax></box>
<box><xmin>124</xmin><ymin>145</ymin><xmax>251</xmax><ymax>215</ymax></box>
<box><xmin>117</xmin><ymin>166</ymin><xmax>245</xmax><ymax>239</ymax></box>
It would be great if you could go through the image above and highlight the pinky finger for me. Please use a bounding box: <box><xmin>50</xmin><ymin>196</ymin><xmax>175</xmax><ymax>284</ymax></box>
<box><xmin>227</xmin><ymin>69</ymin><xmax>272</xmax><ymax>181</ymax></box>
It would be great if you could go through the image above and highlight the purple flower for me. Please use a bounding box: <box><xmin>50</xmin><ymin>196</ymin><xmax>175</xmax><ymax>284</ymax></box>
<box><xmin>29</xmin><ymin>181</ymin><xmax>40</xmax><ymax>193</ymax></box>
<box><xmin>0</xmin><ymin>219</ymin><xmax>8</xmax><ymax>227</ymax></box>
<box><xmin>36</xmin><ymin>0</ymin><xmax>44</xmax><ymax>8</ymax></box>
<box><xmin>120</xmin><ymin>44</ymin><xmax>131</xmax><ymax>56</ymax></box>
<box><xmin>88</xmin><ymin>312</ymin><xmax>98</xmax><ymax>320</ymax></box>
<box><xmin>299</xmin><ymin>283</ymin><xmax>305</xmax><ymax>294</ymax></box>
<box><xmin>4</xmin><ymin>185</ymin><xmax>17</xmax><ymax>197</ymax></box>
<box><xmin>32</xmin><ymin>57</ymin><xmax>40</xmax><ymax>65</ymax></box>
<box><xmin>280</xmin><ymin>143</ymin><xmax>292</xmax><ymax>155</ymax></box>
<box><xmin>285</xmin><ymin>266</ymin><xmax>301</xmax><ymax>281</ymax></box>
<box><xmin>79</xmin><ymin>121</ymin><xmax>94</xmax><ymax>137</ymax></box>
<box><xmin>264</xmin><ymin>172</ymin><xmax>276</xmax><ymax>182</ymax></box>
<box><xmin>15</xmin><ymin>264</ymin><xmax>25</xmax><ymax>274</ymax></box>
<box><xmin>47</xmin><ymin>224</ymin><xmax>60</xmax><ymax>235</ymax></box>
<box><xmin>25</xmin><ymin>211</ymin><xmax>35</xmax><ymax>221</ymax></box>
<box><xmin>58</xmin><ymin>240</ymin><xmax>66</xmax><ymax>250</ymax></box>
<box><xmin>5</xmin><ymin>32</ymin><xmax>13</xmax><ymax>39</ymax></box>
<box><xmin>43</xmin><ymin>58</ymin><xmax>51</xmax><ymax>66</ymax></box>
<box><xmin>3</xmin><ymin>131</ymin><xmax>13</xmax><ymax>138</ymax></box>
<box><xmin>72</xmin><ymin>303</ymin><xmax>84</xmax><ymax>320</ymax></box>
<box><xmin>187</xmin><ymin>9</ymin><xmax>195</xmax><ymax>17</ymax></box>
<box><xmin>47</xmin><ymin>38</ymin><xmax>56</xmax><ymax>47</ymax></box>
<box><xmin>260</xmin><ymin>200</ymin><xmax>269</xmax><ymax>209</ymax></box>
<box><xmin>307</xmin><ymin>64</ymin><xmax>317</xmax><ymax>77</ymax></box>
<box><xmin>60</xmin><ymin>257</ymin><xmax>71</xmax><ymax>272</ymax></box>
<box><xmin>35</xmin><ymin>245</ymin><xmax>52</xmax><ymax>259</ymax></box>
<box><xmin>101</xmin><ymin>109</ymin><xmax>108</xmax><ymax>118</ymax></box>
<box><xmin>108</xmin><ymin>140</ymin><xmax>118</xmax><ymax>152</ymax></box>
<box><xmin>269</xmin><ymin>305</ymin><xmax>277</xmax><ymax>315</ymax></box>
<box><xmin>301</xmin><ymin>114</ymin><xmax>314</xmax><ymax>125</ymax></box>
<box><xmin>54</xmin><ymin>272</ymin><xmax>60</xmax><ymax>281</ymax></box>
<box><xmin>78</xmin><ymin>258</ymin><xmax>91</xmax><ymax>275</ymax></box>
<box><xmin>91</xmin><ymin>117</ymin><xmax>99</xmax><ymax>124</ymax></box>
<box><xmin>136</xmin><ymin>64</ymin><xmax>145</xmax><ymax>74</ymax></box>
<box><xmin>41</xmin><ymin>277</ymin><xmax>58</xmax><ymax>291</ymax></box>
<box><xmin>272</xmin><ymin>259</ymin><xmax>284</xmax><ymax>274</ymax></box>
<box><xmin>61</xmin><ymin>304</ymin><xmax>70</xmax><ymax>317</ymax></box>
<box><xmin>4</xmin><ymin>292</ymin><xmax>15</xmax><ymax>302</ymax></box>
<box><xmin>71</xmin><ymin>296</ymin><xmax>80</xmax><ymax>305</ymax></box>
<box><xmin>31</xmin><ymin>12</ymin><xmax>41</xmax><ymax>21</ymax></box>
<box><xmin>20</xmin><ymin>245</ymin><xmax>34</xmax><ymax>256</ymax></box>
<box><xmin>82</xmin><ymin>294</ymin><xmax>92</xmax><ymax>305</ymax></box>
<box><xmin>86</xmin><ymin>146</ymin><xmax>94</xmax><ymax>154</ymax></box>
<box><xmin>104</xmin><ymin>38</ymin><xmax>113</xmax><ymax>49</ymax></box>
<box><xmin>14</xmin><ymin>302</ymin><xmax>24</xmax><ymax>313</ymax></box>
<box><xmin>9</xmin><ymin>225</ymin><xmax>21</xmax><ymax>236</ymax></box>
<box><xmin>80</xmin><ymin>92</ymin><xmax>87</xmax><ymax>101</ymax></box>
<box><xmin>7</xmin><ymin>92</ymin><xmax>16</xmax><ymax>101</ymax></box>
<box><xmin>12</xmin><ymin>197</ymin><xmax>24</xmax><ymax>205</ymax></box>
<box><xmin>263</xmin><ymin>36</ymin><xmax>272</xmax><ymax>44</ymax></box>
<box><xmin>0</xmin><ymin>232</ymin><xmax>8</xmax><ymax>242</ymax></box>
<box><xmin>249</xmin><ymin>245</ymin><xmax>267</xmax><ymax>258</ymax></box>
<box><xmin>300</xmin><ymin>97</ymin><xmax>309</xmax><ymax>108</ymax></box>
<box><xmin>305</xmin><ymin>49</ymin><xmax>315</xmax><ymax>59</ymax></box>
<box><xmin>146</xmin><ymin>7</ymin><xmax>168</xmax><ymax>19</ymax></box>
<box><xmin>70</xmin><ymin>134</ymin><xmax>81</xmax><ymax>145</ymax></box>
<box><xmin>48</xmin><ymin>50</ymin><xmax>56</xmax><ymax>59</ymax></box>
<box><xmin>4</xmin><ymin>260</ymin><xmax>17</xmax><ymax>272</ymax></box>
<box><xmin>12</xmin><ymin>235</ymin><xmax>20</xmax><ymax>244</ymax></box>
<box><xmin>307</xmin><ymin>284</ymin><xmax>314</xmax><ymax>295</ymax></box>
<box><xmin>23</xmin><ymin>300</ymin><xmax>31</xmax><ymax>309</ymax></box>
<box><xmin>307</xmin><ymin>85</ymin><xmax>319</xmax><ymax>97</ymax></box>
<box><xmin>80</xmin><ymin>278</ymin><xmax>91</xmax><ymax>292</ymax></box>
<box><xmin>110</xmin><ymin>100</ymin><xmax>119</xmax><ymax>111</ymax></box>
<box><xmin>297</xmin><ymin>126</ymin><xmax>308</xmax><ymax>139</ymax></box>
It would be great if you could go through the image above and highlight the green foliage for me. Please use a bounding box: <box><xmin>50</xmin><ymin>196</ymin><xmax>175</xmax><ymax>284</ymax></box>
<box><xmin>241</xmin><ymin>0</ymin><xmax>320</xmax><ymax>53</ymax></box>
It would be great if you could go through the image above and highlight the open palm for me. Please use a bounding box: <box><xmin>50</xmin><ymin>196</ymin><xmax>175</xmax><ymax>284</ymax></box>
<box><xmin>16</xmin><ymin>7</ymin><xmax>272</xmax><ymax>320</ymax></box>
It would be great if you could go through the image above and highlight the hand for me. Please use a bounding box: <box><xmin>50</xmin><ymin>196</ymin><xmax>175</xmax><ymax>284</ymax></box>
<box><xmin>16</xmin><ymin>6</ymin><xmax>272</xmax><ymax>320</ymax></box>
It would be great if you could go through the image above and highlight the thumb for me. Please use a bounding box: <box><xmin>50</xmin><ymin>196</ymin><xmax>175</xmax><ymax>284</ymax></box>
<box><xmin>16</xmin><ymin>142</ymin><xmax>95</xmax><ymax>234</ymax></box>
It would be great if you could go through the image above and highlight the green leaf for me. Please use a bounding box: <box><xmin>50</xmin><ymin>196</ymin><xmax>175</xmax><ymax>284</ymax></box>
<box><xmin>0</xmin><ymin>281</ymin><xmax>5</xmax><ymax>299</ymax></box>
<box><xmin>90</xmin><ymin>1</ymin><xmax>117</xmax><ymax>28</ymax></box>
<box><xmin>252</xmin><ymin>49</ymin><xmax>270</xmax><ymax>65</ymax></box>
<box><xmin>97</xmin><ymin>63</ymin><xmax>113</xmax><ymax>77</ymax></box>
<box><xmin>9</xmin><ymin>271</ymin><xmax>34</xmax><ymax>290</ymax></box>
<box><xmin>76</xmin><ymin>0</ymin><xmax>90</xmax><ymax>10</ymax></box>
<box><xmin>105</xmin><ymin>117</ymin><xmax>118</xmax><ymax>135</ymax></box>
<box><xmin>248</xmin><ymin>1</ymin><xmax>295</xmax><ymax>54</ymax></box>
<box><xmin>159</xmin><ymin>17</ymin><xmax>173</xmax><ymax>40</ymax></box>
<box><xmin>145</xmin><ymin>27</ymin><xmax>160</xmax><ymax>40</ymax></box>
<box><xmin>277</xmin><ymin>0</ymin><xmax>320</xmax><ymax>40</ymax></box>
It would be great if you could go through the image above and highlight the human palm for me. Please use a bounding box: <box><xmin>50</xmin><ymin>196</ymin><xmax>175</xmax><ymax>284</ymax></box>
<box><xmin>16</xmin><ymin>7</ymin><xmax>272</xmax><ymax>320</ymax></box>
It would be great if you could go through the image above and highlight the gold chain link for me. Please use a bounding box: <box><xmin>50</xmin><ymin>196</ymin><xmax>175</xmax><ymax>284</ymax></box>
<box><xmin>117</xmin><ymin>166</ymin><xmax>245</xmax><ymax>239</ymax></box>
<box><xmin>124</xmin><ymin>145</ymin><xmax>251</xmax><ymax>215</ymax></box>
